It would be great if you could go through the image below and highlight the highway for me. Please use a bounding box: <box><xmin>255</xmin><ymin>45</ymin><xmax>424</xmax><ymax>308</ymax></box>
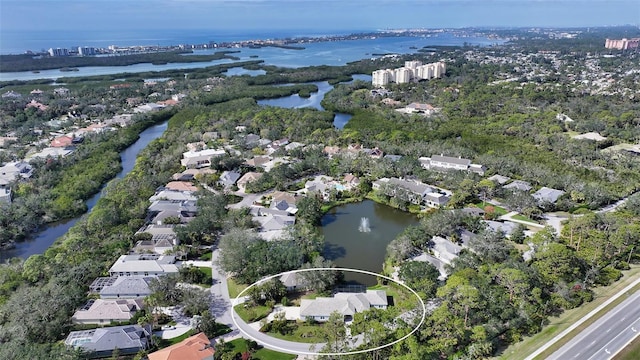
<box><xmin>547</xmin><ymin>291</ymin><xmax>640</xmax><ymax>360</ymax></box>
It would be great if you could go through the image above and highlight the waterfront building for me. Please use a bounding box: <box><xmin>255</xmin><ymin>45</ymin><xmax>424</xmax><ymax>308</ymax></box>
<box><xmin>605</xmin><ymin>38</ymin><xmax>640</xmax><ymax>50</ymax></box>
<box><xmin>78</xmin><ymin>46</ymin><xmax>96</xmax><ymax>56</ymax></box>
<box><xmin>372</xmin><ymin>61</ymin><xmax>446</xmax><ymax>87</ymax></box>
<box><xmin>372</xmin><ymin>69</ymin><xmax>393</xmax><ymax>87</ymax></box>
<box><xmin>48</xmin><ymin>47</ymin><xmax>69</xmax><ymax>57</ymax></box>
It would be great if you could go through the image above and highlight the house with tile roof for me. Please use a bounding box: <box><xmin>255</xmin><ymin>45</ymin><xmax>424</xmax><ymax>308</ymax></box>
<box><xmin>236</xmin><ymin>172</ymin><xmax>263</xmax><ymax>192</ymax></box>
<box><xmin>148</xmin><ymin>332</ymin><xmax>215</xmax><ymax>360</ymax></box>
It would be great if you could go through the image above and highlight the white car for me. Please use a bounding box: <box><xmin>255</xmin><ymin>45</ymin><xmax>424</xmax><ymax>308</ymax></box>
<box><xmin>161</xmin><ymin>325</ymin><xmax>176</xmax><ymax>330</ymax></box>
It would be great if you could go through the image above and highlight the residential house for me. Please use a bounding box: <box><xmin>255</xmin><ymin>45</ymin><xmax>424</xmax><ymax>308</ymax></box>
<box><xmin>409</xmin><ymin>252</ymin><xmax>448</xmax><ymax>280</ymax></box>
<box><xmin>280</xmin><ymin>272</ymin><xmax>302</xmax><ymax>292</ymax></box>
<box><xmin>431</xmin><ymin>236</ymin><xmax>462</xmax><ymax>264</ymax></box>
<box><xmin>164</xmin><ymin>181</ymin><xmax>198</xmax><ymax>192</ymax></box>
<box><xmin>253</xmin><ymin>214</ymin><xmax>295</xmax><ymax>241</ymax></box>
<box><xmin>65</xmin><ymin>324</ymin><xmax>152</xmax><ymax>358</ymax></box>
<box><xmin>487</xmin><ymin>174</ymin><xmax>511</xmax><ymax>185</ymax></box>
<box><xmin>384</xmin><ymin>154</ymin><xmax>402</xmax><ymax>162</ymax></box>
<box><xmin>26</xmin><ymin>99</ymin><xmax>49</xmax><ymax>111</ymax></box>
<box><xmin>299</xmin><ymin>290</ymin><xmax>388</xmax><ymax>322</ymax></box>
<box><xmin>483</xmin><ymin>220</ymin><xmax>520</xmax><ymax>238</ymax></box>
<box><xmin>53</xmin><ymin>87</ymin><xmax>70</xmax><ymax>96</ymax></box>
<box><xmin>424</xmin><ymin>192</ymin><xmax>450</xmax><ymax>208</ymax></box>
<box><xmin>243</xmin><ymin>133</ymin><xmax>261</xmax><ymax>147</ymax></box>
<box><xmin>0</xmin><ymin>185</ymin><xmax>11</xmax><ymax>203</ymax></box>
<box><xmin>373</xmin><ymin>177</ymin><xmax>434</xmax><ymax>205</ymax></box>
<box><xmin>149</xmin><ymin>189</ymin><xmax>197</xmax><ymax>202</ymax></box>
<box><xmin>503</xmin><ymin>180</ymin><xmax>532</xmax><ymax>192</ymax></box>
<box><xmin>148</xmin><ymin>200</ymin><xmax>197</xmax><ymax>224</ymax></box>
<box><xmin>51</xmin><ymin>135</ymin><xmax>74</xmax><ymax>147</ymax></box>
<box><xmin>368</xmin><ymin>147</ymin><xmax>384</xmax><ymax>159</ymax></box>
<box><xmin>419</xmin><ymin>154</ymin><xmax>485</xmax><ymax>175</ymax></box>
<box><xmin>0</xmin><ymin>161</ymin><xmax>33</xmax><ymax>183</ymax></box>
<box><xmin>217</xmin><ymin>171</ymin><xmax>241</xmax><ymax>188</ymax></box>
<box><xmin>285</xmin><ymin>142</ymin><xmax>304</xmax><ymax>151</ymax></box>
<box><xmin>98</xmin><ymin>276</ymin><xmax>154</xmax><ymax>299</ymax></box>
<box><xmin>245</xmin><ymin>156</ymin><xmax>270</xmax><ymax>168</ymax></box>
<box><xmin>108</xmin><ymin>254</ymin><xmax>179</xmax><ymax>277</ymax></box>
<box><xmin>270</xmin><ymin>191</ymin><xmax>300</xmax><ymax>212</ymax></box>
<box><xmin>343</xmin><ymin>174</ymin><xmax>360</xmax><ymax>188</ymax></box>
<box><xmin>133</xmin><ymin>224</ymin><xmax>178</xmax><ymax>255</ymax></box>
<box><xmin>72</xmin><ymin>299</ymin><xmax>144</xmax><ymax>325</ymax></box>
<box><xmin>2</xmin><ymin>90</ymin><xmax>22</xmax><ymax>99</ymax></box>
<box><xmin>172</xmin><ymin>168</ymin><xmax>214</xmax><ymax>182</ymax></box>
<box><xmin>323</xmin><ymin>146</ymin><xmax>341</xmax><ymax>158</ymax></box>
<box><xmin>26</xmin><ymin>147</ymin><xmax>74</xmax><ymax>160</ymax></box>
<box><xmin>236</xmin><ymin>172</ymin><xmax>263</xmax><ymax>193</ymax></box>
<box><xmin>533</xmin><ymin>187</ymin><xmax>566</xmax><ymax>204</ymax></box>
<box><xmin>181</xmin><ymin>148</ymin><xmax>226</xmax><ymax>169</ymax></box>
<box><xmin>147</xmin><ymin>332</ymin><xmax>215</xmax><ymax>360</ymax></box>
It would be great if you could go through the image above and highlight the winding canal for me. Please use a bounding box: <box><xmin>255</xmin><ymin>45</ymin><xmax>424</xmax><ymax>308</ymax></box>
<box><xmin>0</xmin><ymin>121</ymin><xmax>168</xmax><ymax>262</ymax></box>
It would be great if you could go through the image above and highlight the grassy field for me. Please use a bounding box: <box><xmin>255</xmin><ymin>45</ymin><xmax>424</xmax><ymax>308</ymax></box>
<box><xmin>233</xmin><ymin>303</ymin><xmax>272</xmax><ymax>323</ymax></box>
<box><xmin>494</xmin><ymin>265</ymin><xmax>640</xmax><ymax>360</ymax></box>
<box><xmin>227</xmin><ymin>338</ymin><xmax>297</xmax><ymax>360</ymax></box>
<box><xmin>227</xmin><ymin>278</ymin><xmax>249</xmax><ymax>299</ymax></box>
<box><xmin>265</xmin><ymin>322</ymin><xmax>326</xmax><ymax>343</ymax></box>
<box><xmin>614</xmin><ymin>336</ymin><xmax>640</xmax><ymax>360</ymax></box>
<box><xmin>157</xmin><ymin>329</ymin><xmax>197</xmax><ymax>347</ymax></box>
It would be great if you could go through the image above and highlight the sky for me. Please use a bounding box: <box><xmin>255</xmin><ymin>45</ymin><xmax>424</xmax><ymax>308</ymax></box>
<box><xmin>1</xmin><ymin>0</ymin><xmax>639</xmax><ymax>33</ymax></box>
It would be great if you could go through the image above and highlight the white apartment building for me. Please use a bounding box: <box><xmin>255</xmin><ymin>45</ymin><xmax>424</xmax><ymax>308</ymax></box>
<box><xmin>372</xmin><ymin>69</ymin><xmax>393</xmax><ymax>87</ymax></box>
<box><xmin>372</xmin><ymin>61</ymin><xmax>446</xmax><ymax>87</ymax></box>
<box><xmin>394</xmin><ymin>67</ymin><xmax>413</xmax><ymax>84</ymax></box>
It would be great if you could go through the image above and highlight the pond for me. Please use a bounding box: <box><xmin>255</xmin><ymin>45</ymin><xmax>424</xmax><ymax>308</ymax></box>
<box><xmin>321</xmin><ymin>200</ymin><xmax>419</xmax><ymax>285</ymax></box>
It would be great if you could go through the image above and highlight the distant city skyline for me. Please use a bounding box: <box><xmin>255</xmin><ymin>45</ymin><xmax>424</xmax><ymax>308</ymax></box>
<box><xmin>1</xmin><ymin>0</ymin><xmax>639</xmax><ymax>34</ymax></box>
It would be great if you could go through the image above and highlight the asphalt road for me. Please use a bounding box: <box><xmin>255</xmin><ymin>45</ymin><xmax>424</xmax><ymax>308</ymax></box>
<box><xmin>547</xmin><ymin>291</ymin><xmax>640</xmax><ymax>360</ymax></box>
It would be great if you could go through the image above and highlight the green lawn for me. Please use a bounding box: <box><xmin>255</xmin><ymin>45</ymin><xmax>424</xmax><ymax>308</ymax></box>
<box><xmin>472</xmin><ymin>202</ymin><xmax>508</xmax><ymax>216</ymax></box>
<box><xmin>369</xmin><ymin>283</ymin><xmax>416</xmax><ymax>310</ymax></box>
<box><xmin>227</xmin><ymin>338</ymin><xmax>296</xmax><ymax>360</ymax></box>
<box><xmin>227</xmin><ymin>278</ymin><xmax>249</xmax><ymax>299</ymax></box>
<box><xmin>511</xmin><ymin>214</ymin><xmax>538</xmax><ymax>223</ymax></box>
<box><xmin>265</xmin><ymin>322</ymin><xmax>326</xmax><ymax>343</ymax></box>
<box><xmin>615</xmin><ymin>336</ymin><xmax>640</xmax><ymax>360</ymax></box>
<box><xmin>199</xmin><ymin>251</ymin><xmax>212</xmax><ymax>261</ymax></box>
<box><xmin>233</xmin><ymin>303</ymin><xmax>272</xmax><ymax>322</ymax></box>
<box><xmin>157</xmin><ymin>329</ymin><xmax>197</xmax><ymax>348</ymax></box>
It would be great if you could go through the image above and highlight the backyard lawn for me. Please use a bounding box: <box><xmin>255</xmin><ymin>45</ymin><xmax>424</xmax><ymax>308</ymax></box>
<box><xmin>226</xmin><ymin>338</ymin><xmax>296</xmax><ymax>360</ymax></box>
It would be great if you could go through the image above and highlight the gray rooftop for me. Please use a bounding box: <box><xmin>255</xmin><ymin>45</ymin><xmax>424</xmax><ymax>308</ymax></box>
<box><xmin>431</xmin><ymin>154</ymin><xmax>472</xmax><ymax>166</ymax></box>
<box><xmin>533</xmin><ymin>187</ymin><xmax>566</xmax><ymax>203</ymax></box>
<box><xmin>100</xmin><ymin>276</ymin><xmax>154</xmax><ymax>298</ymax></box>
<box><xmin>65</xmin><ymin>324</ymin><xmax>151</xmax><ymax>353</ymax></box>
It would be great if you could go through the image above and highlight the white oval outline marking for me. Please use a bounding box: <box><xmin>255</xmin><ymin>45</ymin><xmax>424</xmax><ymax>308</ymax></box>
<box><xmin>230</xmin><ymin>267</ymin><xmax>426</xmax><ymax>356</ymax></box>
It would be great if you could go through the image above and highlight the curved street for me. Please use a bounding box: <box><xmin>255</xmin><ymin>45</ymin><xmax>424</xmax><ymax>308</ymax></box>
<box><xmin>209</xmin><ymin>249</ymin><xmax>330</xmax><ymax>355</ymax></box>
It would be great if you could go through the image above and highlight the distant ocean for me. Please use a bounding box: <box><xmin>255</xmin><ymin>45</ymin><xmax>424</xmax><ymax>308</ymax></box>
<box><xmin>0</xmin><ymin>29</ymin><xmax>504</xmax><ymax>81</ymax></box>
<box><xmin>0</xmin><ymin>28</ymin><xmax>373</xmax><ymax>55</ymax></box>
